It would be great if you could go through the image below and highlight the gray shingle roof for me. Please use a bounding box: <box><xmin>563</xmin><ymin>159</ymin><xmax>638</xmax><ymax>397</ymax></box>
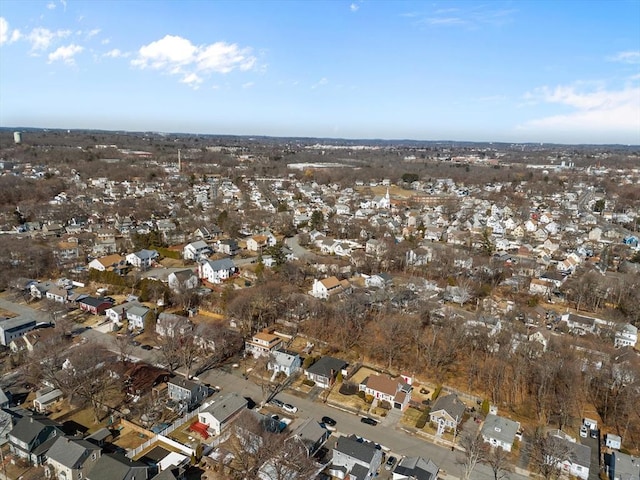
<box><xmin>481</xmin><ymin>414</ymin><xmax>520</xmax><ymax>446</ymax></box>
<box><xmin>47</xmin><ymin>436</ymin><xmax>100</xmax><ymax>469</ymax></box>
<box><xmin>334</xmin><ymin>435</ymin><xmax>377</xmax><ymax>464</ymax></box>
<box><xmin>394</xmin><ymin>456</ymin><xmax>439</xmax><ymax>480</ymax></box>
<box><xmin>430</xmin><ymin>393</ymin><xmax>466</xmax><ymax>420</ymax></box>
<box><xmin>306</xmin><ymin>356</ymin><xmax>347</xmax><ymax>378</ymax></box>
<box><xmin>86</xmin><ymin>453</ymin><xmax>147</xmax><ymax>480</ymax></box>
<box><xmin>9</xmin><ymin>414</ymin><xmax>63</xmax><ymax>445</ymax></box>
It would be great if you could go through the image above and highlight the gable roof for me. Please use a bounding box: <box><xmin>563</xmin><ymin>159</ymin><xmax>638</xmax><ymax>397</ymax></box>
<box><xmin>47</xmin><ymin>436</ymin><xmax>100</xmax><ymax>469</ymax></box>
<box><xmin>394</xmin><ymin>456</ymin><xmax>439</xmax><ymax>480</ymax></box>
<box><xmin>430</xmin><ymin>393</ymin><xmax>466</xmax><ymax>420</ymax></box>
<box><xmin>9</xmin><ymin>414</ymin><xmax>64</xmax><ymax>445</ymax></box>
<box><xmin>334</xmin><ymin>435</ymin><xmax>378</xmax><ymax>464</ymax></box>
<box><xmin>481</xmin><ymin>414</ymin><xmax>520</xmax><ymax>445</ymax></box>
<box><xmin>204</xmin><ymin>258</ymin><xmax>236</xmax><ymax>271</ymax></box>
<box><xmin>363</xmin><ymin>374</ymin><xmax>407</xmax><ymax>397</ymax></box>
<box><xmin>202</xmin><ymin>392</ymin><xmax>248</xmax><ymax>422</ymax></box>
<box><xmin>306</xmin><ymin>356</ymin><xmax>347</xmax><ymax>378</ymax></box>
<box><xmin>86</xmin><ymin>453</ymin><xmax>148</xmax><ymax>480</ymax></box>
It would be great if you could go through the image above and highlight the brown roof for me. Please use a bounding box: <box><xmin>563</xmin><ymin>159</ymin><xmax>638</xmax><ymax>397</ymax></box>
<box><xmin>97</xmin><ymin>254</ymin><xmax>125</xmax><ymax>267</ymax></box>
<box><xmin>365</xmin><ymin>375</ymin><xmax>402</xmax><ymax>396</ymax></box>
<box><xmin>320</xmin><ymin>276</ymin><xmax>341</xmax><ymax>289</ymax></box>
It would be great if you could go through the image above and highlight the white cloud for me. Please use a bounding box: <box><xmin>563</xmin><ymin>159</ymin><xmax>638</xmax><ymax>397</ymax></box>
<box><xmin>608</xmin><ymin>50</ymin><xmax>640</xmax><ymax>64</ymax></box>
<box><xmin>26</xmin><ymin>27</ymin><xmax>71</xmax><ymax>51</ymax></box>
<box><xmin>104</xmin><ymin>48</ymin><xmax>128</xmax><ymax>58</ymax></box>
<box><xmin>86</xmin><ymin>28</ymin><xmax>101</xmax><ymax>39</ymax></box>
<box><xmin>180</xmin><ymin>72</ymin><xmax>203</xmax><ymax>89</ymax></box>
<box><xmin>350</xmin><ymin>3</ymin><xmax>359</xmax><ymax>12</ymax></box>
<box><xmin>418</xmin><ymin>6</ymin><xmax>516</xmax><ymax>28</ymax></box>
<box><xmin>10</xmin><ymin>29</ymin><xmax>21</xmax><ymax>42</ymax></box>
<box><xmin>131</xmin><ymin>34</ymin><xmax>258</xmax><ymax>86</ymax></box>
<box><xmin>312</xmin><ymin>77</ymin><xmax>328</xmax><ymax>89</ymax></box>
<box><xmin>47</xmin><ymin>2</ymin><xmax>56</xmax><ymax>9</ymax></box>
<box><xmin>0</xmin><ymin>17</ymin><xmax>8</xmax><ymax>45</ymax></box>
<box><xmin>242</xmin><ymin>81</ymin><xmax>254</xmax><ymax>89</ymax></box>
<box><xmin>518</xmin><ymin>82</ymin><xmax>640</xmax><ymax>142</ymax></box>
<box><xmin>48</xmin><ymin>43</ymin><xmax>83</xmax><ymax>65</ymax></box>
<box><xmin>60</xmin><ymin>0</ymin><xmax>67</xmax><ymax>10</ymax></box>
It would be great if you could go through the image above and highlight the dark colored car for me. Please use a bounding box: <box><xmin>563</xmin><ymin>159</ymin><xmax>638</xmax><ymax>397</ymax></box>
<box><xmin>360</xmin><ymin>417</ymin><xmax>378</xmax><ymax>426</ymax></box>
<box><xmin>270</xmin><ymin>398</ymin><xmax>284</xmax><ymax>408</ymax></box>
<box><xmin>385</xmin><ymin>456</ymin><xmax>398</xmax><ymax>470</ymax></box>
<box><xmin>141</xmin><ymin>344</ymin><xmax>153</xmax><ymax>350</ymax></box>
<box><xmin>131</xmin><ymin>340</ymin><xmax>141</xmax><ymax>347</ymax></box>
<box><xmin>322</xmin><ymin>416</ymin><xmax>337</xmax><ymax>427</ymax></box>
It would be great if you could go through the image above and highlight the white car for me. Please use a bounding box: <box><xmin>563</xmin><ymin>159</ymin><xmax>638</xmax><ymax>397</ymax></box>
<box><xmin>283</xmin><ymin>403</ymin><xmax>298</xmax><ymax>414</ymax></box>
<box><xmin>579</xmin><ymin>425</ymin><xmax>588</xmax><ymax>438</ymax></box>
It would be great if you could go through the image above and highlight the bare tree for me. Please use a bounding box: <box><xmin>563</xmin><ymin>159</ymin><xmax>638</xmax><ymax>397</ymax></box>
<box><xmin>529</xmin><ymin>431</ymin><xmax>574</xmax><ymax>480</ymax></box>
<box><xmin>458</xmin><ymin>431</ymin><xmax>486</xmax><ymax>480</ymax></box>
<box><xmin>483</xmin><ymin>446</ymin><xmax>512</xmax><ymax>480</ymax></box>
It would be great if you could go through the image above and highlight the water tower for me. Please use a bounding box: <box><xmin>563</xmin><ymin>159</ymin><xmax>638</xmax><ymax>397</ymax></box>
<box><xmin>13</xmin><ymin>132</ymin><xmax>22</xmax><ymax>144</ymax></box>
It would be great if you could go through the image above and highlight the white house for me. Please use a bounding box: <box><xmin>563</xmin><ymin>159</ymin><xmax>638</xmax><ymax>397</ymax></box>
<box><xmin>310</xmin><ymin>276</ymin><xmax>351</xmax><ymax>299</ymax></box>
<box><xmin>331</xmin><ymin>435</ymin><xmax>383</xmax><ymax>480</ymax></box>
<box><xmin>359</xmin><ymin>374</ymin><xmax>412</xmax><ymax>411</ymax></box>
<box><xmin>547</xmin><ymin>434</ymin><xmax>591</xmax><ymax>480</ymax></box>
<box><xmin>168</xmin><ymin>269</ymin><xmax>199</xmax><ymax>293</ymax></box>
<box><xmin>615</xmin><ymin>324</ymin><xmax>638</xmax><ymax>348</ymax></box>
<box><xmin>196</xmin><ymin>392</ymin><xmax>248</xmax><ymax>437</ymax></box>
<box><xmin>126</xmin><ymin>249</ymin><xmax>158</xmax><ymax>269</ymax></box>
<box><xmin>156</xmin><ymin>312</ymin><xmax>193</xmax><ymax>337</ymax></box>
<box><xmin>481</xmin><ymin>414</ymin><xmax>521</xmax><ymax>452</ymax></box>
<box><xmin>245</xmin><ymin>331</ymin><xmax>283</xmax><ymax>358</ymax></box>
<box><xmin>183</xmin><ymin>241</ymin><xmax>212</xmax><ymax>261</ymax></box>
<box><xmin>267</xmin><ymin>349</ymin><xmax>302</xmax><ymax>377</ymax></box>
<box><xmin>605</xmin><ymin>434</ymin><xmax>622</xmax><ymax>450</ymax></box>
<box><xmin>198</xmin><ymin>258</ymin><xmax>237</xmax><ymax>284</ymax></box>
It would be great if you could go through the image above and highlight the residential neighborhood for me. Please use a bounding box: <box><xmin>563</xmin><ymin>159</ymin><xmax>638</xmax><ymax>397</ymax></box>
<box><xmin>0</xmin><ymin>129</ymin><xmax>638</xmax><ymax>480</ymax></box>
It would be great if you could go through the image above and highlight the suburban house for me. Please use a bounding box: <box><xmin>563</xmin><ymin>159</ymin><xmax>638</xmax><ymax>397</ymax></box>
<box><xmin>330</xmin><ymin>434</ymin><xmax>384</xmax><ymax>480</ymax></box>
<box><xmin>77</xmin><ymin>297</ymin><xmax>113</xmax><ymax>316</ymax></box>
<box><xmin>193</xmin><ymin>392</ymin><xmax>248</xmax><ymax>438</ymax></box>
<box><xmin>310</xmin><ymin>276</ymin><xmax>352</xmax><ymax>299</ymax></box>
<box><xmin>126</xmin><ymin>249</ymin><xmax>159</xmax><ymax>269</ymax></box>
<box><xmin>267</xmin><ymin>349</ymin><xmax>302</xmax><ymax>377</ymax></box>
<box><xmin>156</xmin><ymin>313</ymin><xmax>193</xmax><ymax>337</ymax></box>
<box><xmin>547</xmin><ymin>433</ymin><xmax>591</xmax><ymax>480</ymax></box>
<box><xmin>480</xmin><ymin>414</ymin><xmax>521</xmax><ymax>452</ymax></box>
<box><xmin>0</xmin><ymin>316</ymin><xmax>37</xmax><ymax>346</ymax></box>
<box><xmin>364</xmin><ymin>273</ymin><xmax>393</xmax><ymax>289</ymax></box>
<box><xmin>287</xmin><ymin>418</ymin><xmax>330</xmax><ymax>456</ymax></box>
<box><xmin>167</xmin><ymin>377</ymin><xmax>208</xmax><ymax>410</ymax></box>
<box><xmin>106</xmin><ymin>301</ymin><xmax>152</xmax><ymax>330</ymax></box>
<box><xmin>8</xmin><ymin>414</ymin><xmax>65</xmax><ymax>465</ymax></box>
<box><xmin>605</xmin><ymin>434</ymin><xmax>622</xmax><ymax>450</ymax></box>
<box><xmin>245</xmin><ymin>331</ymin><xmax>283</xmax><ymax>358</ymax></box>
<box><xmin>197</xmin><ymin>258</ymin><xmax>238</xmax><ymax>284</ymax></box>
<box><xmin>45</xmin><ymin>286</ymin><xmax>71</xmax><ymax>303</ymax></box>
<box><xmin>217</xmin><ymin>238</ymin><xmax>240</xmax><ymax>256</ymax></box>
<box><xmin>393</xmin><ymin>456</ymin><xmax>440</xmax><ymax>480</ymax></box>
<box><xmin>183</xmin><ymin>241</ymin><xmax>212</xmax><ymax>261</ymax></box>
<box><xmin>88</xmin><ymin>254</ymin><xmax>127</xmax><ymax>273</ymax></box>
<box><xmin>358</xmin><ymin>374</ymin><xmax>412</xmax><ymax>411</ymax></box>
<box><xmin>305</xmin><ymin>356</ymin><xmax>348</xmax><ymax>389</ymax></box>
<box><xmin>429</xmin><ymin>393</ymin><xmax>466</xmax><ymax>432</ymax></box>
<box><xmin>615</xmin><ymin>324</ymin><xmax>638</xmax><ymax>348</ymax></box>
<box><xmin>246</xmin><ymin>234</ymin><xmax>269</xmax><ymax>252</ymax></box>
<box><xmin>561</xmin><ymin>313</ymin><xmax>597</xmax><ymax>335</ymax></box>
<box><xmin>85</xmin><ymin>452</ymin><xmax>149</xmax><ymax>480</ymax></box>
<box><xmin>33</xmin><ymin>387</ymin><xmax>64</xmax><ymax>413</ymax></box>
<box><xmin>607</xmin><ymin>451</ymin><xmax>639</xmax><ymax>480</ymax></box>
<box><xmin>46</xmin><ymin>436</ymin><xmax>102</xmax><ymax>480</ymax></box>
<box><xmin>167</xmin><ymin>269</ymin><xmax>199</xmax><ymax>293</ymax></box>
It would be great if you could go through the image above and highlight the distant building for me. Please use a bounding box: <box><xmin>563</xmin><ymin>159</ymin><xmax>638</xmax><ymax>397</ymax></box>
<box><xmin>0</xmin><ymin>316</ymin><xmax>37</xmax><ymax>346</ymax></box>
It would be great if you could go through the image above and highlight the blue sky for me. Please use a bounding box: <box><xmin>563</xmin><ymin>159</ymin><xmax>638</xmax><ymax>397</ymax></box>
<box><xmin>1</xmin><ymin>0</ymin><xmax>639</xmax><ymax>144</ymax></box>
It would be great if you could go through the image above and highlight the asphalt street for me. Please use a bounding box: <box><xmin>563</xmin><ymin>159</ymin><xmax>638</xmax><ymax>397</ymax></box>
<box><xmin>0</xmin><ymin>295</ymin><xmax>531</xmax><ymax>480</ymax></box>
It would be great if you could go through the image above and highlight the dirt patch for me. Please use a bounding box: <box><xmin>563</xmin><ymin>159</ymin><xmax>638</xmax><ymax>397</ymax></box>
<box><xmin>349</xmin><ymin>366</ymin><xmax>381</xmax><ymax>385</ymax></box>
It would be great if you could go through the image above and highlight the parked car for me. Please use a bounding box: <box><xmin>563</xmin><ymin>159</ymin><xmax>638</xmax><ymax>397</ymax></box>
<box><xmin>590</xmin><ymin>429</ymin><xmax>598</xmax><ymax>439</ymax></box>
<box><xmin>580</xmin><ymin>425</ymin><xmax>588</xmax><ymax>438</ymax></box>
<box><xmin>322</xmin><ymin>416</ymin><xmax>337</xmax><ymax>427</ymax></box>
<box><xmin>141</xmin><ymin>344</ymin><xmax>153</xmax><ymax>350</ymax></box>
<box><xmin>131</xmin><ymin>340</ymin><xmax>141</xmax><ymax>347</ymax></box>
<box><xmin>270</xmin><ymin>398</ymin><xmax>284</xmax><ymax>408</ymax></box>
<box><xmin>360</xmin><ymin>417</ymin><xmax>378</xmax><ymax>426</ymax></box>
<box><xmin>385</xmin><ymin>456</ymin><xmax>397</xmax><ymax>470</ymax></box>
<box><xmin>283</xmin><ymin>403</ymin><xmax>298</xmax><ymax>414</ymax></box>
